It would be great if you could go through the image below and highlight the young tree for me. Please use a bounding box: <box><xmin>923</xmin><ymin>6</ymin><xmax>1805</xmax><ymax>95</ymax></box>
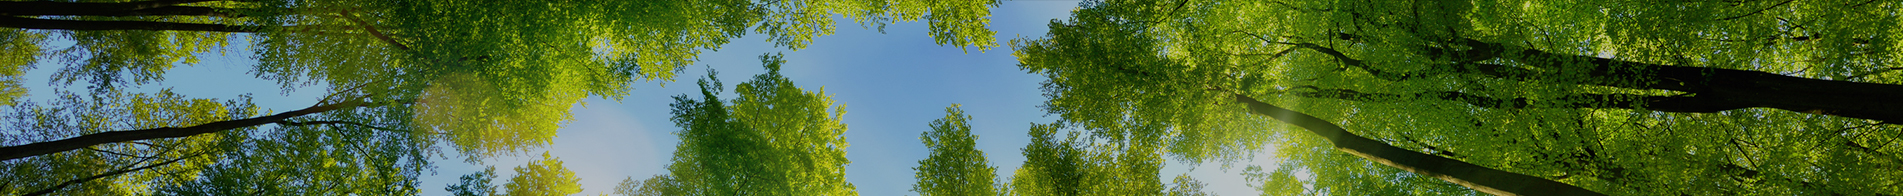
<box><xmin>615</xmin><ymin>54</ymin><xmax>853</xmax><ymax>196</ymax></box>
<box><xmin>912</xmin><ymin>104</ymin><xmax>1000</xmax><ymax>196</ymax></box>
<box><xmin>1015</xmin><ymin>0</ymin><xmax>1901</xmax><ymax>195</ymax></box>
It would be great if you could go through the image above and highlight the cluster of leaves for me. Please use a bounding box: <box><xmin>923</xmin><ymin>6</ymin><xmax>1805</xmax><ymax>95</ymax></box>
<box><xmin>911</xmin><ymin>104</ymin><xmax>1213</xmax><ymax>196</ymax></box>
<box><xmin>615</xmin><ymin>54</ymin><xmax>853</xmax><ymax>196</ymax></box>
<box><xmin>445</xmin><ymin>153</ymin><xmax>584</xmax><ymax>196</ymax></box>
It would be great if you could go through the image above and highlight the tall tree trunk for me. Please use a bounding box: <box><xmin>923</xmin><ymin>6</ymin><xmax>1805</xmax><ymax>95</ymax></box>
<box><xmin>1232</xmin><ymin>94</ymin><xmax>1605</xmax><ymax>196</ymax></box>
<box><xmin>8</xmin><ymin>6</ymin><xmax>254</xmax><ymax>17</ymax></box>
<box><xmin>1488</xmin><ymin>41</ymin><xmax>1903</xmax><ymax>122</ymax></box>
<box><xmin>0</xmin><ymin>101</ymin><xmax>363</xmax><ymax>161</ymax></box>
<box><xmin>0</xmin><ymin>16</ymin><xmax>268</xmax><ymax>32</ymax></box>
<box><xmin>1289</xmin><ymin>87</ymin><xmax>1753</xmax><ymax>113</ymax></box>
<box><xmin>1308</xmin><ymin>38</ymin><xmax>1903</xmax><ymax>122</ymax></box>
<box><xmin>0</xmin><ymin>0</ymin><xmax>223</xmax><ymax>16</ymax></box>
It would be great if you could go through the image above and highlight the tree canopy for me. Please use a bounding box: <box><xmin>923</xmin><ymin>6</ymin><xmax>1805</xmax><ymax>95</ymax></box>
<box><xmin>9</xmin><ymin>0</ymin><xmax>1903</xmax><ymax>195</ymax></box>
<box><xmin>444</xmin><ymin>152</ymin><xmax>584</xmax><ymax>196</ymax></box>
<box><xmin>1013</xmin><ymin>0</ymin><xmax>1903</xmax><ymax>195</ymax></box>
<box><xmin>1</xmin><ymin>0</ymin><xmax>999</xmax><ymax>195</ymax></box>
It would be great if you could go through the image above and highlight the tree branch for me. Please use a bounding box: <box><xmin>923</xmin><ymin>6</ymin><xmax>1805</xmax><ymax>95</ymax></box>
<box><xmin>0</xmin><ymin>0</ymin><xmax>225</xmax><ymax>16</ymax></box>
<box><xmin>1232</xmin><ymin>94</ymin><xmax>1605</xmax><ymax>196</ymax></box>
<box><xmin>0</xmin><ymin>100</ymin><xmax>368</xmax><ymax>161</ymax></box>
<box><xmin>9</xmin><ymin>6</ymin><xmax>273</xmax><ymax>17</ymax></box>
<box><xmin>20</xmin><ymin>152</ymin><xmax>207</xmax><ymax>196</ymax></box>
<box><xmin>1288</xmin><ymin>87</ymin><xmax>1751</xmax><ymax>113</ymax></box>
<box><xmin>336</xmin><ymin>10</ymin><xmax>411</xmax><ymax>50</ymax></box>
<box><xmin>0</xmin><ymin>16</ymin><xmax>268</xmax><ymax>32</ymax></box>
<box><xmin>1715</xmin><ymin>0</ymin><xmax>1795</xmax><ymax>21</ymax></box>
<box><xmin>278</xmin><ymin>120</ymin><xmax>420</xmax><ymax>133</ymax></box>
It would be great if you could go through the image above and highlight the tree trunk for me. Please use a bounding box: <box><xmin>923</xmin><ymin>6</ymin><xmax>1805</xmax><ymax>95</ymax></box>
<box><xmin>1289</xmin><ymin>87</ymin><xmax>1754</xmax><ymax>113</ymax></box>
<box><xmin>0</xmin><ymin>101</ymin><xmax>363</xmax><ymax>161</ymax></box>
<box><xmin>0</xmin><ymin>16</ymin><xmax>267</xmax><ymax>32</ymax></box>
<box><xmin>0</xmin><ymin>0</ymin><xmax>223</xmax><ymax>16</ymax></box>
<box><xmin>1233</xmin><ymin>94</ymin><xmax>1605</xmax><ymax>196</ymax></box>
<box><xmin>1325</xmin><ymin>37</ymin><xmax>1903</xmax><ymax>122</ymax></box>
<box><xmin>1496</xmin><ymin>42</ymin><xmax>1903</xmax><ymax>122</ymax></box>
<box><xmin>7</xmin><ymin>6</ymin><xmax>252</xmax><ymax>17</ymax></box>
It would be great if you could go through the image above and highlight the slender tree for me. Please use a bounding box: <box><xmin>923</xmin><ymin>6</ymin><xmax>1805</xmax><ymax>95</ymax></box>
<box><xmin>912</xmin><ymin>104</ymin><xmax>1000</xmax><ymax>196</ymax></box>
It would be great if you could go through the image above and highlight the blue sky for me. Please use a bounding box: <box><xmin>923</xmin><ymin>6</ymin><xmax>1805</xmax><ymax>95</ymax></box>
<box><xmin>22</xmin><ymin>1</ymin><xmax>1280</xmax><ymax>195</ymax></box>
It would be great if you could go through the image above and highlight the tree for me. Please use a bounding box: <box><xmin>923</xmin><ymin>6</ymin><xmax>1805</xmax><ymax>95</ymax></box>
<box><xmin>1005</xmin><ymin>123</ymin><xmax>1211</xmax><ymax>196</ymax></box>
<box><xmin>1</xmin><ymin>0</ymin><xmax>1003</xmax><ymax>162</ymax></box>
<box><xmin>1015</xmin><ymin>0</ymin><xmax>1901</xmax><ymax>195</ymax></box>
<box><xmin>912</xmin><ymin>104</ymin><xmax>1000</xmax><ymax>196</ymax></box>
<box><xmin>2</xmin><ymin>0</ymin><xmax>1002</xmax><ymax>194</ymax></box>
<box><xmin>447</xmin><ymin>167</ymin><xmax>498</xmax><ymax>196</ymax></box>
<box><xmin>443</xmin><ymin>153</ymin><xmax>584</xmax><ymax>196</ymax></box>
<box><xmin>615</xmin><ymin>54</ymin><xmax>854</xmax><ymax>196</ymax></box>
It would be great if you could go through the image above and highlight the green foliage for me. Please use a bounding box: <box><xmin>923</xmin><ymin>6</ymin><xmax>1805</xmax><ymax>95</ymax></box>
<box><xmin>448</xmin><ymin>167</ymin><xmax>498</xmax><ymax>196</ymax></box>
<box><xmin>913</xmin><ymin>104</ymin><xmax>999</xmax><ymax>196</ymax></box>
<box><xmin>1013</xmin><ymin>0</ymin><xmax>1279</xmax><ymax>163</ymax></box>
<box><xmin>502</xmin><ymin>153</ymin><xmax>584</xmax><ymax>196</ymax></box>
<box><xmin>0</xmin><ymin>28</ymin><xmax>38</xmax><ymax>105</ymax></box>
<box><xmin>150</xmin><ymin>105</ymin><xmax>431</xmax><ymax>195</ymax></box>
<box><xmin>616</xmin><ymin>54</ymin><xmax>853</xmax><ymax>196</ymax></box>
<box><xmin>0</xmin><ymin>90</ymin><xmax>260</xmax><ymax>195</ymax></box>
<box><xmin>1008</xmin><ymin>123</ymin><xmax>1166</xmax><ymax>196</ymax></box>
<box><xmin>440</xmin><ymin>153</ymin><xmax>584</xmax><ymax>196</ymax></box>
<box><xmin>4</xmin><ymin>0</ymin><xmax>1004</xmax><ymax>194</ymax></box>
<box><xmin>1019</xmin><ymin>0</ymin><xmax>1903</xmax><ymax>195</ymax></box>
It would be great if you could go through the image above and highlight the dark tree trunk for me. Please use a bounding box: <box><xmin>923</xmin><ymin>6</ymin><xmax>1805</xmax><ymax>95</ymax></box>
<box><xmin>1316</xmin><ymin>38</ymin><xmax>1903</xmax><ymax>122</ymax></box>
<box><xmin>1233</xmin><ymin>94</ymin><xmax>1605</xmax><ymax>196</ymax></box>
<box><xmin>8</xmin><ymin>6</ymin><xmax>253</xmax><ymax>17</ymax></box>
<box><xmin>1289</xmin><ymin>87</ymin><xmax>1755</xmax><ymax>113</ymax></box>
<box><xmin>0</xmin><ymin>16</ymin><xmax>267</xmax><ymax>32</ymax></box>
<box><xmin>1484</xmin><ymin>40</ymin><xmax>1903</xmax><ymax>122</ymax></box>
<box><xmin>0</xmin><ymin>101</ymin><xmax>363</xmax><ymax>161</ymax></box>
<box><xmin>0</xmin><ymin>0</ymin><xmax>223</xmax><ymax>16</ymax></box>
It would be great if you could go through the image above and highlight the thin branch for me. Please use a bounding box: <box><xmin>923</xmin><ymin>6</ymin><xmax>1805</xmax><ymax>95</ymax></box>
<box><xmin>21</xmin><ymin>152</ymin><xmax>207</xmax><ymax>196</ymax></box>
<box><xmin>81</xmin><ymin>147</ymin><xmax>150</xmax><ymax>158</ymax></box>
<box><xmin>0</xmin><ymin>16</ymin><xmax>277</xmax><ymax>32</ymax></box>
<box><xmin>1716</xmin><ymin>0</ymin><xmax>1796</xmax><ymax>21</ymax></box>
<box><xmin>277</xmin><ymin>120</ymin><xmax>423</xmax><ymax>134</ymax></box>
<box><xmin>1846</xmin><ymin>67</ymin><xmax>1903</xmax><ymax>80</ymax></box>
<box><xmin>336</xmin><ymin>10</ymin><xmax>411</xmax><ymax>50</ymax></box>
<box><xmin>8</xmin><ymin>6</ymin><xmax>271</xmax><ymax>17</ymax></box>
<box><xmin>1287</xmin><ymin>86</ymin><xmax>1753</xmax><ymax>113</ymax></box>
